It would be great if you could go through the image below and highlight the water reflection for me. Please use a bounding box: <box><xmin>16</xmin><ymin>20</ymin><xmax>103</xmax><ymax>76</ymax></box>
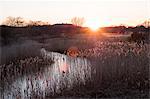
<box><xmin>1</xmin><ymin>48</ymin><xmax>91</xmax><ymax>99</ymax></box>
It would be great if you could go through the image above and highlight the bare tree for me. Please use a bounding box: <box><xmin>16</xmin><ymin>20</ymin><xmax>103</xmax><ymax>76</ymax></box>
<box><xmin>28</xmin><ymin>20</ymin><xmax>49</xmax><ymax>26</ymax></box>
<box><xmin>2</xmin><ymin>16</ymin><xmax>26</xmax><ymax>27</ymax></box>
<box><xmin>142</xmin><ymin>19</ymin><xmax>150</xmax><ymax>28</ymax></box>
<box><xmin>71</xmin><ymin>17</ymin><xmax>85</xmax><ymax>26</ymax></box>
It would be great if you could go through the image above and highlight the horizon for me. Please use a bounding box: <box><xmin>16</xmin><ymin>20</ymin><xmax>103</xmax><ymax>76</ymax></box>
<box><xmin>0</xmin><ymin>0</ymin><xmax>149</xmax><ymax>27</ymax></box>
<box><xmin>0</xmin><ymin>1</ymin><xmax>149</xmax><ymax>99</ymax></box>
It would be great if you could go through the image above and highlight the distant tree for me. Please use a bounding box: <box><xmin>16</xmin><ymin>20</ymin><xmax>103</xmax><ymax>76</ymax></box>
<box><xmin>2</xmin><ymin>16</ymin><xmax>26</xmax><ymax>27</ymax></box>
<box><xmin>28</xmin><ymin>20</ymin><xmax>49</xmax><ymax>26</ymax></box>
<box><xmin>71</xmin><ymin>17</ymin><xmax>85</xmax><ymax>26</ymax></box>
<box><xmin>141</xmin><ymin>19</ymin><xmax>150</xmax><ymax>28</ymax></box>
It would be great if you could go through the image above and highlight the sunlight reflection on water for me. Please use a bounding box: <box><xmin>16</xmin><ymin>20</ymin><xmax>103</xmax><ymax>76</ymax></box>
<box><xmin>1</xmin><ymin>48</ymin><xmax>92</xmax><ymax>99</ymax></box>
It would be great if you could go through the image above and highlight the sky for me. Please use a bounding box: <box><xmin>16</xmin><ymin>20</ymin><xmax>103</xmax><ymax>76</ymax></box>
<box><xmin>0</xmin><ymin>0</ymin><xmax>149</xmax><ymax>27</ymax></box>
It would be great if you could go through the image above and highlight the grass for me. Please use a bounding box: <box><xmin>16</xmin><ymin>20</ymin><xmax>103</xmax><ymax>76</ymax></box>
<box><xmin>0</xmin><ymin>36</ymin><xmax>149</xmax><ymax>98</ymax></box>
<box><xmin>54</xmin><ymin>41</ymin><xmax>149</xmax><ymax>98</ymax></box>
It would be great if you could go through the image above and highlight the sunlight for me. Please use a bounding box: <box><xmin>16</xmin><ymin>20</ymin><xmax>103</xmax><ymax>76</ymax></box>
<box><xmin>86</xmin><ymin>22</ymin><xmax>100</xmax><ymax>31</ymax></box>
<box><xmin>89</xmin><ymin>25</ymin><xmax>100</xmax><ymax>31</ymax></box>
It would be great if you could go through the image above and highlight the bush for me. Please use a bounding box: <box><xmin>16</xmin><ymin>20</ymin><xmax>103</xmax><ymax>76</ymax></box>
<box><xmin>130</xmin><ymin>32</ymin><xmax>149</xmax><ymax>43</ymax></box>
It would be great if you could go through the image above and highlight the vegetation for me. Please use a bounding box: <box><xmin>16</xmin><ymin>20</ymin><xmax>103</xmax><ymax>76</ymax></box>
<box><xmin>0</xmin><ymin>40</ymin><xmax>149</xmax><ymax>98</ymax></box>
<box><xmin>0</xmin><ymin>23</ymin><xmax>149</xmax><ymax>46</ymax></box>
<box><xmin>71</xmin><ymin>17</ymin><xmax>85</xmax><ymax>26</ymax></box>
<box><xmin>0</xmin><ymin>17</ymin><xmax>149</xmax><ymax>98</ymax></box>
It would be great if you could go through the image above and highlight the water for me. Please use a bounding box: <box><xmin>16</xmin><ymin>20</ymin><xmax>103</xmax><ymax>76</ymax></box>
<box><xmin>1</xmin><ymin>48</ymin><xmax>92</xmax><ymax>99</ymax></box>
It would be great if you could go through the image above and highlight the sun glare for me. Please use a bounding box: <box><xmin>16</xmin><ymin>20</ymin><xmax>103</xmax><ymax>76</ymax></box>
<box><xmin>86</xmin><ymin>22</ymin><xmax>100</xmax><ymax>31</ymax></box>
<box><xmin>89</xmin><ymin>25</ymin><xmax>100</xmax><ymax>31</ymax></box>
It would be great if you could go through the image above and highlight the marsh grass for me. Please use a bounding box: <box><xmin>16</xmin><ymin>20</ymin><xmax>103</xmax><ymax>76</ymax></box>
<box><xmin>0</xmin><ymin>38</ymin><xmax>149</xmax><ymax>98</ymax></box>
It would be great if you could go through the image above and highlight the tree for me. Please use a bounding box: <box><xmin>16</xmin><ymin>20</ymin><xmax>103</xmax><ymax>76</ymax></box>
<box><xmin>142</xmin><ymin>19</ymin><xmax>150</xmax><ymax>28</ymax></box>
<box><xmin>71</xmin><ymin>17</ymin><xmax>85</xmax><ymax>26</ymax></box>
<box><xmin>28</xmin><ymin>20</ymin><xmax>49</xmax><ymax>26</ymax></box>
<box><xmin>2</xmin><ymin>16</ymin><xmax>26</xmax><ymax>27</ymax></box>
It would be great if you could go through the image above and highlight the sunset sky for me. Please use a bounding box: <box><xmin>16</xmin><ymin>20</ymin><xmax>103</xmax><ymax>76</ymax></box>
<box><xmin>0</xmin><ymin>0</ymin><xmax>149</xmax><ymax>27</ymax></box>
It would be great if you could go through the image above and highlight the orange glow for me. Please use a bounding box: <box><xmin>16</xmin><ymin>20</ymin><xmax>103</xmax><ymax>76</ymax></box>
<box><xmin>67</xmin><ymin>46</ymin><xmax>79</xmax><ymax>57</ymax></box>
<box><xmin>86</xmin><ymin>22</ymin><xmax>100</xmax><ymax>31</ymax></box>
<box><xmin>89</xmin><ymin>25</ymin><xmax>99</xmax><ymax>31</ymax></box>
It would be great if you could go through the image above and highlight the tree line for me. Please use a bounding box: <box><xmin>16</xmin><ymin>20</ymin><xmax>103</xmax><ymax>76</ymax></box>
<box><xmin>1</xmin><ymin>16</ymin><xmax>85</xmax><ymax>27</ymax></box>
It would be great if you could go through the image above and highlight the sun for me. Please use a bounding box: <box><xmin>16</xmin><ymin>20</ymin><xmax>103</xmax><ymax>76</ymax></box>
<box><xmin>86</xmin><ymin>22</ymin><xmax>100</xmax><ymax>31</ymax></box>
<box><xmin>89</xmin><ymin>25</ymin><xmax>100</xmax><ymax>31</ymax></box>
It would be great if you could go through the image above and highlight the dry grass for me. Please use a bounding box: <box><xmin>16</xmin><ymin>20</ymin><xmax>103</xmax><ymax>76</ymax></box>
<box><xmin>0</xmin><ymin>37</ymin><xmax>149</xmax><ymax>98</ymax></box>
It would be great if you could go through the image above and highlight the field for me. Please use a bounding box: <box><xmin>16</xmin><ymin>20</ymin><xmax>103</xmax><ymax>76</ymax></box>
<box><xmin>0</xmin><ymin>33</ymin><xmax>149</xmax><ymax>98</ymax></box>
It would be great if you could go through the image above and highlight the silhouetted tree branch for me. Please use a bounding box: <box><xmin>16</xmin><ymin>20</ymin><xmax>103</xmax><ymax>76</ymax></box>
<box><xmin>2</xmin><ymin>16</ymin><xmax>26</xmax><ymax>27</ymax></box>
<box><xmin>71</xmin><ymin>17</ymin><xmax>85</xmax><ymax>26</ymax></box>
<box><xmin>28</xmin><ymin>20</ymin><xmax>49</xmax><ymax>26</ymax></box>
